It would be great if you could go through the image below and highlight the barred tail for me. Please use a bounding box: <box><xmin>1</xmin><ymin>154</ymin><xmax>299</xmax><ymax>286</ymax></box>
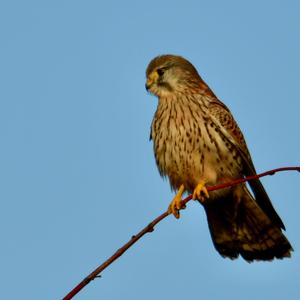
<box><xmin>204</xmin><ymin>185</ymin><xmax>292</xmax><ymax>262</ymax></box>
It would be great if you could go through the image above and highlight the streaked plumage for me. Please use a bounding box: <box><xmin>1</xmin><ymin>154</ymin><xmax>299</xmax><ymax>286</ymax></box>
<box><xmin>146</xmin><ymin>54</ymin><xmax>292</xmax><ymax>262</ymax></box>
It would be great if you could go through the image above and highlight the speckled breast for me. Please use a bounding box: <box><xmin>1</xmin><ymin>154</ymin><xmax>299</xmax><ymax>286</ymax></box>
<box><xmin>151</xmin><ymin>97</ymin><xmax>243</xmax><ymax>193</ymax></box>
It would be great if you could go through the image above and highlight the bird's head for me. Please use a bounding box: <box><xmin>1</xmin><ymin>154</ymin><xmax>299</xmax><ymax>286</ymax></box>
<box><xmin>145</xmin><ymin>54</ymin><xmax>202</xmax><ymax>97</ymax></box>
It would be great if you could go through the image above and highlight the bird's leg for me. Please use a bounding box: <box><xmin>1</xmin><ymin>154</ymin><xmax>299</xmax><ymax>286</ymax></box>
<box><xmin>168</xmin><ymin>184</ymin><xmax>185</xmax><ymax>219</ymax></box>
<box><xmin>192</xmin><ymin>180</ymin><xmax>209</xmax><ymax>203</ymax></box>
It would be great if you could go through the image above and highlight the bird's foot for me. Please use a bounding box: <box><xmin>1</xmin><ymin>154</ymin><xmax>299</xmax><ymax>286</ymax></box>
<box><xmin>168</xmin><ymin>184</ymin><xmax>185</xmax><ymax>219</ymax></box>
<box><xmin>192</xmin><ymin>180</ymin><xmax>209</xmax><ymax>203</ymax></box>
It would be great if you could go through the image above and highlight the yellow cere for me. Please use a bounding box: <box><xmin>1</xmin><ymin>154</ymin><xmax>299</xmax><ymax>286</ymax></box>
<box><xmin>147</xmin><ymin>71</ymin><xmax>159</xmax><ymax>86</ymax></box>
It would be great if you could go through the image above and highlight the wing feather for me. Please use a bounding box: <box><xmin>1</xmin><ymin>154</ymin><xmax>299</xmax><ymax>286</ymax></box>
<box><xmin>208</xmin><ymin>99</ymin><xmax>285</xmax><ymax>229</ymax></box>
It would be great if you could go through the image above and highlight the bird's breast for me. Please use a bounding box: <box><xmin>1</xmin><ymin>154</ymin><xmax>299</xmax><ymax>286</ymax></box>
<box><xmin>151</xmin><ymin>98</ymin><xmax>242</xmax><ymax>193</ymax></box>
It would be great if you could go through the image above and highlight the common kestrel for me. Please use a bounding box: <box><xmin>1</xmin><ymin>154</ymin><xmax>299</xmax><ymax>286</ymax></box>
<box><xmin>145</xmin><ymin>54</ymin><xmax>292</xmax><ymax>262</ymax></box>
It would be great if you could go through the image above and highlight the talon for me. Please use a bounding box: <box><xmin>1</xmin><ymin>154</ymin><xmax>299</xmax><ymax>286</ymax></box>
<box><xmin>192</xmin><ymin>180</ymin><xmax>209</xmax><ymax>202</ymax></box>
<box><xmin>168</xmin><ymin>184</ymin><xmax>185</xmax><ymax>219</ymax></box>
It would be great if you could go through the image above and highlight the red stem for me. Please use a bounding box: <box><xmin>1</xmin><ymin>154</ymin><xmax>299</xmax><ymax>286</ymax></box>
<box><xmin>62</xmin><ymin>166</ymin><xmax>300</xmax><ymax>300</ymax></box>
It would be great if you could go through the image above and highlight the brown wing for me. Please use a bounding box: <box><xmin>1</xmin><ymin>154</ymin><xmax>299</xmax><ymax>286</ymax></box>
<box><xmin>208</xmin><ymin>99</ymin><xmax>285</xmax><ymax>229</ymax></box>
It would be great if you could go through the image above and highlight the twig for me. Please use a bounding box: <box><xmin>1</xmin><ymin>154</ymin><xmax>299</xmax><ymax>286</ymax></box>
<box><xmin>62</xmin><ymin>166</ymin><xmax>300</xmax><ymax>300</ymax></box>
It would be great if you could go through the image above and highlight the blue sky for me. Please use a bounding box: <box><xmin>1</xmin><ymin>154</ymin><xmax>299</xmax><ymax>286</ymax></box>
<box><xmin>1</xmin><ymin>1</ymin><xmax>300</xmax><ymax>299</ymax></box>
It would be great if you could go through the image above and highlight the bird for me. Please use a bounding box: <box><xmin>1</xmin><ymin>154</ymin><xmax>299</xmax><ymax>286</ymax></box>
<box><xmin>145</xmin><ymin>54</ymin><xmax>292</xmax><ymax>262</ymax></box>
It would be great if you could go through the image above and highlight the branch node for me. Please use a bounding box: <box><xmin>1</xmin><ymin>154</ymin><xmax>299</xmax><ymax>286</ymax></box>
<box><xmin>147</xmin><ymin>226</ymin><xmax>154</xmax><ymax>232</ymax></box>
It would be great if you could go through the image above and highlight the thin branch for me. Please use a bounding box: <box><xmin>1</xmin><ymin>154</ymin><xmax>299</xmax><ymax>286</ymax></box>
<box><xmin>62</xmin><ymin>166</ymin><xmax>300</xmax><ymax>300</ymax></box>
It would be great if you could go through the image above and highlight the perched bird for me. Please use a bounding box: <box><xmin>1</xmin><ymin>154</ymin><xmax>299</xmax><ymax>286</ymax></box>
<box><xmin>145</xmin><ymin>54</ymin><xmax>292</xmax><ymax>262</ymax></box>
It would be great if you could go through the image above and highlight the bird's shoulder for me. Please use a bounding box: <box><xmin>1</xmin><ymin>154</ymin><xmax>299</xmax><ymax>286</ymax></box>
<box><xmin>208</xmin><ymin>98</ymin><xmax>250</xmax><ymax>158</ymax></box>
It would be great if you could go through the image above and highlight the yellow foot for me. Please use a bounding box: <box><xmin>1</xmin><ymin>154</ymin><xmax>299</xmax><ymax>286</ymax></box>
<box><xmin>192</xmin><ymin>180</ymin><xmax>209</xmax><ymax>203</ymax></box>
<box><xmin>168</xmin><ymin>184</ymin><xmax>185</xmax><ymax>219</ymax></box>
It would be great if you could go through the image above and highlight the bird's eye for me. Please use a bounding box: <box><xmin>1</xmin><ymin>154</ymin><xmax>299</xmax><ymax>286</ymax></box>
<box><xmin>157</xmin><ymin>68</ymin><xmax>165</xmax><ymax>76</ymax></box>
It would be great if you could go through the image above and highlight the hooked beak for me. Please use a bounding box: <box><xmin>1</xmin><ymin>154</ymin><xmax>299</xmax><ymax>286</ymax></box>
<box><xmin>145</xmin><ymin>71</ymin><xmax>159</xmax><ymax>91</ymax></box>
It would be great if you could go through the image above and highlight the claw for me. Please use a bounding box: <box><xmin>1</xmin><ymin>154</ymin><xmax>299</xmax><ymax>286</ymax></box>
<box><xmin>192</xmin><ymin>180</ymin><xmax>209</xmax><ymax>202</ymax></box>
<box><xmin>168</xmin><ymin>184</ymin><xmax>185</xmax><ymax>219</ymax></box>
